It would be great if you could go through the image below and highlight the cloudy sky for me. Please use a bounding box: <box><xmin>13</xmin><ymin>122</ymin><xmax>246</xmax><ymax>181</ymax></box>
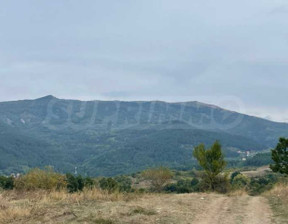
<box><xmin>0</xmin><ymin>0</ymin><xmax>287</xmax><ymax>122</ymax></box>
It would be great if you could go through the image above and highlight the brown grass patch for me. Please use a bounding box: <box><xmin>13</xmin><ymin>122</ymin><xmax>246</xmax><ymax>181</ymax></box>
<box><xmin>0</xmin><ymin>188</ymin><xmax>143</xmax><ymax>223</ymax></box>
<box><xmin>265</xmin><ymin>183</ymin><xmax>288</xmax><ymax>223</ymax></box>
<box><xmin>228</xmin><ymin>189</ymin><xmax>248</xmax><ymax>197</ymax></box>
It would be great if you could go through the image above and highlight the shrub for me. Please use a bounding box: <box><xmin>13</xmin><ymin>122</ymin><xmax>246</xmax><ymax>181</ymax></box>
<box><xmin>230</xmin><ymin>171</ymin><xmax>241</xmax><ymax>183</ymax></box>
<box><xmin>176</xmin><ymin>180</ymin><xmax>193</xmax><ymax>193</ymax></box>
<box><xmin>114</xmin><ymin>176</ymin><xmax>132</xmax><ymax>192</ymax></box>
<box><xmin>0</xmin><ymin>176</ymin><xmax>14</xmax><ymax>190</ymax></box>
<box><xmin>248</xmin><ymin>174</ymin><xmax>278</xmax><ymax>196</ymax></box>
<box><xmin>84</xmin><ymin>177</ymin><xmax>95</xmax><ymax>189</ymax></box>
<box><xmin>66</xmin><ymin>174</ymin><xmax>85</xmax><ymax>193</ymax></box>
<box><xmin>164</xmin><ymin>178</ymin><xmax>200</xmax><ymax>193</ymax></box>
<box><xmin>231</xmin><ymin>174</ymin><xmax>250</xmax><ymax>190</ymax></box>
<box><xmin>99</xmin><ymin>178</ymin><xmax>119</xmax><ymax>193</ymax></box>
<box><xmin>14</xmin><ymin>167</ymin><xmax>66</xmax><ymax>191</ymax></box>
<box><xmin>199</xmin><ymin>173</ymin><xmax>231</xmax><ymax>193</ymax></box>
<box><xmin>213</xmin><ymin>174</ymin><xmax>231</xmax><ymax>193</ymax></box>
<box><xmin>164</xmin><ymin>183</ymin><xmax>178</xmax><ymax>193</ymax></box>
<box><xmin>142</xmin><ymin>167</ymin><xmax>173</xmax><ymax>192</ymax></box>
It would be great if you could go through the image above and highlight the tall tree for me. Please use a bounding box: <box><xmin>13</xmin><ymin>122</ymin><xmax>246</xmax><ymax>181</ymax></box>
<box><xmin>270</xmin><ymin>137</ymin><xmax>288</xmax><ymax>175</ymax></box>
<box><xmin>193</xmin><ymin>141</ymin><xmax>226</xmax><ymax>190</ymax></box>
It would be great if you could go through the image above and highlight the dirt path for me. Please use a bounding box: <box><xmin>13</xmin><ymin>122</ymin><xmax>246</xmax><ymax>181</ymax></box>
<box><xmin>194</xmin><ymin>194</ymin><xmax>273</xmax><ymax>224</ymax></box>
<box><xmin>1</xmin><ymin>192</ymin><xmax>275</xmax><ymax>224</ymax></box>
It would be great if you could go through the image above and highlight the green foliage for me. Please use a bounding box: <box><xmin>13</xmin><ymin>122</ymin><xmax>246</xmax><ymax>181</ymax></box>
<box><xmin>213</xmin><ymin>173</ymin><xmax>231</xmax><ymax>193</ymax></box>
<box><xmin>114</xmin><ymin>176</ymin><xmax>132</xmax><ymax>192</ymax></box>
<box><xmin>230</xmin><ymin>171</ymin><xmax>241</xmax><ymax>183</ymax></box>
<box><xmin>248</xmin><ymin>174</ymin><xmax>278</xmax><ymax>196</ymax></box>
<box><xmin>193</xmin><ymin>141</ymin><xmax>227</xmax><ymax>191</ymax></box>
<box><xmin>164</xmin><ymin>178</ymin><xmax>200</xmax><ymax>193</ymax></box>
<box><xmin>0</xmin><ymin>176</ymin><xmax>14</xmax><ymax>190</ymax></box>
<box><xmin>244</xmin><ymin>152</ymin><xmax>272</xmax><ymax>167</ymax></box>
<box><xmin>1</xmin><ymin>97</ymin><xmax>287</xmax><ymax>177</ymax></box>
<box><xmin>231</xmin><ymin>173</ymin><xmax>250</xmax><ymax>190</ymax></box>
<box><xmin>14</xmin><ymin>167</ymin><xmax>66</xmax><ymax>191</ymax></box>
<box><xmin>99</xmin><ymin>177</ymin><xmax>119</xmax><ymax>193</ymax></box>
<box><xmin>0</xmin><ymin>114</ymin><xmax>268</xmax><ymax>177</ymax></box>
<box><xmin>84</xmin><ymin>177</ymin><xmax>95</xmax><ymax>189</ymax></box>
<box><xmin>141</xmin><ymin>167</ymin><xmax>173</xmax><ymax>192</ymax></box>
<box><xmin>66</xmin><ymin>174</ymin><xmax>85</xmax><ymax>193</ymax></box>
<box><xmin>270</xmin><ymin>138</ymin><xmax>288</xmax><ymax>175</ymax></box>
<box><xmin>198</xmin><ymin>173</ymin><xmax>231</xmax><ymax>193</ymax></box>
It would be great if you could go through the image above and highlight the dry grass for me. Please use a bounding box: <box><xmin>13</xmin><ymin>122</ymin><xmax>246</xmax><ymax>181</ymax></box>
<box><xmin>0</xmin><ymin>188</ymin><xmax>143</xmax><ymax>224</ymax></box>
<box><xmin>1</xmin><ymin>187</ymin><xmax>284</xmax><ymax>224</ymax></box>
<box><xmin>0</xmin><ymin>194</ymin><xmax>31</xmax><ymax>224</ymax></box>
<box><xmin>265</xmin><ymin>183</ymin><xmax>288</xmax><ymax>223</ymax></box>
<box><xmin>228</xmin><ymin>189</ymin><xmax>248</xmax><ymax>197</ymax></box>
<box><xmin>0</xmin><ymin>188</ymin><xmax>219</xmax><ymax>224</ymax></box>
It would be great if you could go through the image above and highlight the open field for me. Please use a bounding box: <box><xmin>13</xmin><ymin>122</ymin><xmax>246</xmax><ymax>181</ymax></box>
<box><xmin>0</xmin><ymin>189</ymin><xmax>281</xmax><ymax>224</ymax></box>
<box><xmin>241</xmin><ymin>166</ymin><xmax>272</xmax><ymax>178</ymax></box>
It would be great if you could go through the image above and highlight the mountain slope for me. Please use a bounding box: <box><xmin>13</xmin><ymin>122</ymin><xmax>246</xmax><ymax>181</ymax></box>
<box><xmin>0</xmin><ymin>96</ymin><xmax>287</xmax><ymax>176</ymax></box>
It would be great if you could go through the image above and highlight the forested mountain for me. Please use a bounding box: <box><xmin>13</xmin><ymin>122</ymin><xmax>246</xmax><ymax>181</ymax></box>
<box><xmin>0</xmin><ymin>96</ymin><xmax>287</xmax><ymax>176</ymax></box>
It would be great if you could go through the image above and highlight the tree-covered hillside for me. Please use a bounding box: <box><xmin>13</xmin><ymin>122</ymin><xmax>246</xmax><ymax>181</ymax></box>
<box><xmin>0</xmin><ymin>96</ymin><xmax>287</xmax><ymax>176</ymax></box>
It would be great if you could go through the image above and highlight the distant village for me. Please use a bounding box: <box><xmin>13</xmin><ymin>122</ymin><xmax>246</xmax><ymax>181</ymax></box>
<box><xmin>237</xmin><ymin>150</ymin><xmax>252</xmax><ymax>161</ymax></box>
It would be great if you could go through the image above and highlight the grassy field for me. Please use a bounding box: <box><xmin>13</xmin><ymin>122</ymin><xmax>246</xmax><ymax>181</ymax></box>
<box><xmin>1</xmin><ymin>187</ymin><xmax>286</xmax><ymax>224</ymax></box>
<box><xmin>1</xmin><ymin>166</ymin><xmax>287</xmax><ymax>224</ymax></box>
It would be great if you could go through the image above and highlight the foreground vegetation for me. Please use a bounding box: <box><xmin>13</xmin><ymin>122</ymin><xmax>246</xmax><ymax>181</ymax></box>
<box><xmin>0</xmin><ymin>138</ymin><xmax>287</xmax><ymax>223</ymax></box>
<box><xmin>0</xmin><ymin>165</ymin><xmax>287</xmax><ymax>223</ymax></box>
<box><xmin>1</xmin><ymin>182</ymin><xmax>288</xmax><ymax>224</ymax></box>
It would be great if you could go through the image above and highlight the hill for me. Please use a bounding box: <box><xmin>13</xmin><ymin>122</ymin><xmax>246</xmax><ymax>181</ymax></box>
<box><xmin>0</xmin><ymin>96</ymin><xmax>287</xmax><ymax>176</ymax></box>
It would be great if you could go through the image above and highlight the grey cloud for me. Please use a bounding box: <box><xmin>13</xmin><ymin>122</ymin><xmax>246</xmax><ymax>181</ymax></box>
<box><xmin>0</xmin><ymin>0</ymin><xmax>287</xmax><ymax>122</ymax></box>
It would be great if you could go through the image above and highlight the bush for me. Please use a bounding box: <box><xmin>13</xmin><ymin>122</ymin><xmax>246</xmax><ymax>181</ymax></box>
<box><xmin>248</xmin><ymin>174</ymin><xmax>278</xmax><ymax>196</ymax></box>
<box><xmin>164</xmin><ymin>178</ymin><xmax>200</xmax><ymax>193</ymax></box>
<box><xmin>84</xmin><ymin>177</ymin><xmax>95</xmax><ymax>189</ymax></box>
<box><xmin>66</xmin><ymin>174</ymin><xmax>85</xmax><ymax>193</ymax></box>
<box><xmin>114</xmin><ymin>176</ymin><xmax>132</xmax><ymax>192</ymax></box>
<box><xmin>230</xmin><ymin>171</ymin><xmax>241</xmax><ymax>183</ymax></box>
<box><xmin>231</xmin><ymin>174</ymin><xmax>250</xmax><ymax>190</ymax></box>
<box><xmin>0</xmin><ymin>176</ymin><xmax>14</xmax><ymax>190</ymax></box>
<box><xmin>213</xmin><ymin>174</ymin><xmax>231</xmax><ymax>193</ymax></box>
<box><xmin>142</xmin><ymin>167</ymin><xmax>173</xmax><ymax>192</ymax></box>
<box><xmin>198</xmin><ymin>173</ymin><xmax>231</xmax><ymax>193</ymax></box>
<box><xmin>14</xmin><ymin>167</ymin><xmax>66</xmax><ymax>191</ymax></box>
<box><xmin>99</xmin><ymin>178</ymin><xmax>119</xmax><ymax>193</ymax></box>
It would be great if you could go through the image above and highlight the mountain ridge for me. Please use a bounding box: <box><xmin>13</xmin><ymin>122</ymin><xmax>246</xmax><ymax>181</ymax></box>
<box><xmin>0</xmin><ymin>96</ymin><xmax>287</xmax><ymax>176</ymax></box>
<box><xmin>10</xmin><ymin>95</ymin><xmax>288</xmax><ymax>125</ymax></box>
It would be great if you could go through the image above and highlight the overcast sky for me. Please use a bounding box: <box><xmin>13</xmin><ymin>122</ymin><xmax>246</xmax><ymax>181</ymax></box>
<box><xmin>0</xmin><ymin>0</ymin><xmax>287</xmax><ymax>122</ymax></box>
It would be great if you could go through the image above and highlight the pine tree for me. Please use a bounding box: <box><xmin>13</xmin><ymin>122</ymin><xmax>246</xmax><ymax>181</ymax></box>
<box><xmin>193</xmin><ymin>141</ymin><xmax>226</xmax><ymax>190</ymax></box>
<box><xmin>270</xmin><ymin>138</ymin><xmax>288</xmax><ymax>175</ymax></box>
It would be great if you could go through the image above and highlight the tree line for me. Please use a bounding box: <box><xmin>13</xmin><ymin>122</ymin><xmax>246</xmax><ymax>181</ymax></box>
<box><xmin>0</xmin><ymin>138</ymin><xmax>287</xmax><ymax>194</ymax></box>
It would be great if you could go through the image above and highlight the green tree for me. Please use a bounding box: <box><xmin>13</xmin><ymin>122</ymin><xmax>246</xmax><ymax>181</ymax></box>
<box><xmin>270</xmin><ymin>137</ymin><xmax>288</xmax><ymax>175</ymax></box>
<box><xmin>193</xmin><ymin>141</ymin><xmax>226</xmax><ymax>190</ymax></box>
